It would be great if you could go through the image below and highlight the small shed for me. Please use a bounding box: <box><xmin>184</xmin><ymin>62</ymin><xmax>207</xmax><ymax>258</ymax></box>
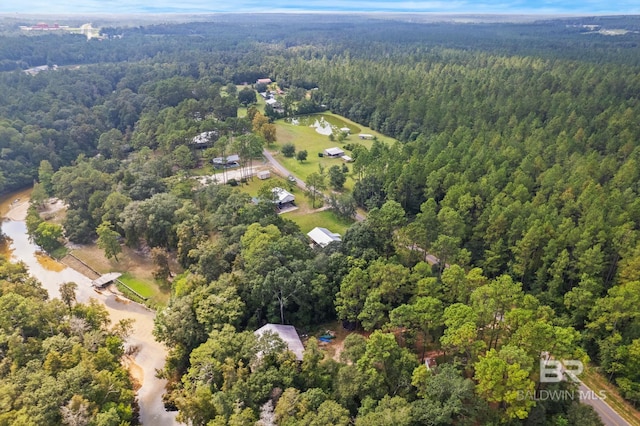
<box><xmin>255</xmin><ymin>324</ymin><xmax>304</xmax><ymax>361</ymax></box>
<box><xmin>324</xmin><ymin>147</ymin><xmax>345</xmax><ymax>158</ymax></box>
<box><xmin>341</xmin><ymin>155</ymin><xmax>353</xmax><ymax>163</ymax></box>
<box><xmin>340</xmin><ymin>127</ymin><xmax>351</xmax><ymax>134</ymax></box>
<box><xmin>359</xmin><ymin>133</ymin><xmax>374</xmax><ymax>140</ymax></box>
<box><xmin>257</xmin><ymin>170</ymin><xmax>271</xmax><ymax>180</ymax></box>
<box><xmin>307</xmin><ymin>227</ymin><xmax>341</xmax><ymax>248</ymax></box>
<box><xmin>256</xmin><ymin>78</ymin><xmax>273</xmax><ymax>85</ymax></box>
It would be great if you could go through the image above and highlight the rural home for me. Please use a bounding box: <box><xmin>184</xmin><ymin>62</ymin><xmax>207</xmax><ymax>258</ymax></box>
<box><xmin>257</xmin><ymin>170</ymin><xmax>271</xmax><ymax>180</ymax></box>
<box><xmin>254</xmin><ymin>324</ymin><xmax>304</xmax><ymax>361</ymax></box>
<box><xmin>191</xmin><ymin>130</ymin><xmax>218</xmax><ymax>148</ymax></box>
<box><xmin>265</xmin><ymin>97</ymin><xmax>284</xmax><ymax>113</ymax></box>
<box><xmin>212</xmin><ymin>154</ymin><xmax>240</xmax><ymax>168</ymax></box>
<box><xmin>256</xmin><ymin>78</ymin><xmax>273</xmax><ymax>85</ymax></box>
<box><xmin>272</xmin><ymin>187</ymin><xmax>295</xmax><ymax>208</ymax></box>
<box><xmin>324</xmin><ymin>147</ymin><xmax>345</xmax><ymax>158</ymax></box>
<box><xmin>307</xmin><ymin>227</ymin><xmax>342</xmax><ymax>248</ymax></box>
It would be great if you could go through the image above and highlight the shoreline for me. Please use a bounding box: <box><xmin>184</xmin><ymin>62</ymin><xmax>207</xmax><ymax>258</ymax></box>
<box><xmin>1</xmin><ymin>190</ymin><xmax>178</xmax><ymax>425</ymax></box>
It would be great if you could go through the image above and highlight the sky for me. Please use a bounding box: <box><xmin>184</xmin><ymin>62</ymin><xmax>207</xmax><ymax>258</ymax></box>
<box><xmin>1</xmin><ymin>0</ymin><xmax>639</xmax><ymax>15</ymax></box>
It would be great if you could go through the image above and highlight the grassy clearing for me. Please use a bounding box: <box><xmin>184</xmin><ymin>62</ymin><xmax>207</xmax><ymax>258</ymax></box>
<box><xmin>272</xmin><ymin>112</ymin><xmax>393</xmax><ymax>189</ymax></box>
<box><xmin>284</xmin><ymin>209</ymin><xmax>353</xmax><ymax>235</ymax></box>
<box><xmin>70</xmin><ymin>244</ymin><xmax>172</xmax><ymax>307</ymax></box>
<box><xmin>118</xmin><ymin>272</ymin><xmax>156</xmax><ymax>298</ymax></box>
<box><xmin>231</xmin><ymin>174</ymin><xmax>352</xmax><ymax>235</ymax></box>
<box><xmin>582</xmin><ymin>367</ymin><xmax>640</xmax><ymax>426</ymax></box>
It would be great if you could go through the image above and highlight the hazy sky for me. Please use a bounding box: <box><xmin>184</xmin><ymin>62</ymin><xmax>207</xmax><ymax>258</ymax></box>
<box><xmin>2</xmin><ymin>0</ymin><xmax>639</xmax><ymax>15</ymax></box>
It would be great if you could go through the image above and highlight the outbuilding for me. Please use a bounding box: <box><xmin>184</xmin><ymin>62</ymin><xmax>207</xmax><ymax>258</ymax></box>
<box><xmin>323</xmin><ymin>147</ymin><xmax>345</xmax><ymax>158</ymax></box>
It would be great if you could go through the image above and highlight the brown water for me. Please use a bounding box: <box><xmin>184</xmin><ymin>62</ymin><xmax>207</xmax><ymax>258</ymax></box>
<box><xmin>1</xmin><ymin>189</ymin><xmax>179</xmax><ymax>426</ymax></box>
<box><xmin>0</xmin><ymin>187</ymin><xmax>32</xmax><ymax>217</ymax></box>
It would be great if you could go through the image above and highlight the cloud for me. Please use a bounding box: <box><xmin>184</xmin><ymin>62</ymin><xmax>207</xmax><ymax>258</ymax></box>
<box><xmin>3</xmin><ymin>0</ymin><xmax>639</xmax><ymax>14</ymax></box>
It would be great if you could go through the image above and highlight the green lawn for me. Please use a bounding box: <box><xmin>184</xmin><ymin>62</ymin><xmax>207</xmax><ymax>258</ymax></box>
<box><xmin>118</xmin><ymin>272</ymin><xmax>156</xmax><ymax>298</ymax></box>
<box><xmin>117</xmin><ymin>272</ymin><xmax>170</xmax><ymax>308</ymax></box>
<box><xmin>232</xmin><ymin>175</ymin><xmax>353</xmax><ymax>235</ymax></box>
<box><xmin>284</xmin><ymin>209</ymin><xmax>353</xmax><ymax>235</ymax></box>
<box><xmin>272</xmin><ymin>112</ymin><xmax>395</xmax><ymax>189</ymax></box>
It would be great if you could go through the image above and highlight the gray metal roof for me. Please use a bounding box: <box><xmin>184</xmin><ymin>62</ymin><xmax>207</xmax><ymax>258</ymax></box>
<box><xmin>92</xmin><ymin>272</ymin><xmax>122</xmax><ymax>288</ymax></box>
<box><xmin>254</xmin><ymin>324</ymin><xmax>305</xmax><ymax>361</ymax></box>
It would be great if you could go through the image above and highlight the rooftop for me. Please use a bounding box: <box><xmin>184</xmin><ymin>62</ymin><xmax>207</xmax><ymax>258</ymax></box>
<box><xmin>255</xmin><ymin>324</ymin><xmax>304</xmax><ymax>361</ymax></box>
<box><xmin>307</xmin><ymin>227</ymin><xmax>341</xmax><ymax>248</ymax></box>
<box><xmin>324</xmin><ymin>147</ymin><xmax>345</xmax><ymax>156</ymax></box>
<box><xmin>272</xmin><ymin>187</ymin><xmax>295</xmax><ymax>204</ymax></box>
<box><xmin>92</xmin><ymin>272</ymin><xmax>122</xmax><ymax>288</ymax></box>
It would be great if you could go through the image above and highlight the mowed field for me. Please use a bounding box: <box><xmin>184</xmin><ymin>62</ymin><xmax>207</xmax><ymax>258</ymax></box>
<box><xmin>232</xmin><ymin>174</ymin><xmax>354</xmax><ymax>235</ymax></box>
<box><xmin>271</xmin><ymin>112</ymin><xmax>393</xmax><ymax>190</ymax></box>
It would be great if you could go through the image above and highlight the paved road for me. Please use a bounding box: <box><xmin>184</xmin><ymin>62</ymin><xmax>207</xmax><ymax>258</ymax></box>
<box><xmin>262</xmin><ymin>149</ymin><xmax>307</xmax><ymax>191</ymax></box>
<box><xmin>579</xmin><ymin>382</ymin><xmax>631</xmax><ymax>426</ymax></box>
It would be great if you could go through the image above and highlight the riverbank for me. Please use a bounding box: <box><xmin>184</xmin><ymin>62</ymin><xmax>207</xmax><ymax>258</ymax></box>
<box><xmin>1</xmin><ymin>190</ymin><xmax>179</xmax><ymax>426</ymax></box>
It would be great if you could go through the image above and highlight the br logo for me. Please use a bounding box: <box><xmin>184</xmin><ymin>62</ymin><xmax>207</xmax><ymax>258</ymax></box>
<box><xmin>540</xmin><ymin>359</ymin><xmax>584</xmax><ymax>383</ymax></box>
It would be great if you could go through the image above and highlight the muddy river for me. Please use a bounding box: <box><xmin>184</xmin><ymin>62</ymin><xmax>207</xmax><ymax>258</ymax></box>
<box><xmin>0</xmin><ymin>190</ymin><xmax>179</xmax><ymax>426</ymax></box>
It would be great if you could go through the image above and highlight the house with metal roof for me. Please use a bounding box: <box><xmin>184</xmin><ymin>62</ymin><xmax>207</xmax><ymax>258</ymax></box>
<box><xmin>254</xmin><ymin>324</ymin><xmax>305</xmax><ymax>361</ymax></box>
<box><xmin>307</xmin><ymin>227</ymin><xmax>342</xmax><ymax>248</ymax></box>
<box><xmin>272</xmin><ymin>187</ymin><xmax>295</xmax><ymax>208</ymax></box>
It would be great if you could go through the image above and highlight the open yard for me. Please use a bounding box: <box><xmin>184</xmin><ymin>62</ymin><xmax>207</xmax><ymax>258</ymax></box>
<box><xmin>271</xmin><ymin>112</ymin><xmax>394</xmax><ymax>190</ymax></box>
<box><xmin>232</xmin><ymin>175</ymin><xmax>353</xmax><ymax>235</ymax></box>
<box><xmin>70</xmin><ymin>244</ymin><xmax>172</xmax><ymax>307</ymax></box>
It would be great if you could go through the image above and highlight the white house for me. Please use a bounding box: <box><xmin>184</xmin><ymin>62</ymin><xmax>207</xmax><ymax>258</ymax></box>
<box><xmin>272</xmin><ymin>187</ymin><xmax>295</xmax><ymax>208</ymax></box>
<box><xmin>254</xmin><ymin>324</ymin><xmax>304</xmax><ymax>361</ymax></box>
<box><xmin>257</xmin><ymin>170</ymin><xmax>271</xmax><ymax>180</ymax></box>
<box><xmin>307</xmin><ymin>227</ymin><xmax>342</xmax><ymax>248</ymax></box>
<box><xmin>324</xmin><ymin>147</ymin><xmax>345</xmax><ymax>158</ymax></box>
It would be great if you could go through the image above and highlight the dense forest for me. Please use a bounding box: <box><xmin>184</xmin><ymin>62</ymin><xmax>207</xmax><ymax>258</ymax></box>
<box><xmin>1</xmin><ymin>13</ymin><xmax>640</xmax><ymax>425</ymax></box>
<box><xmin>0</xmin><ymin>257</ymin><xmax>137</xmax><ymax>424</ymax></box>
